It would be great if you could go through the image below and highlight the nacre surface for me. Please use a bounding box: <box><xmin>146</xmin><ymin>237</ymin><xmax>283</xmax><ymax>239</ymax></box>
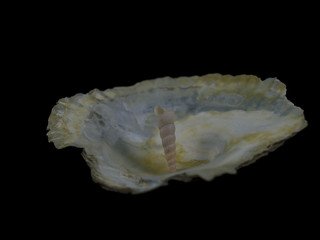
<box><xmin>47</xmin><ymin>74</ymin><xmax>307</xmax><ymax>193</ymax></box>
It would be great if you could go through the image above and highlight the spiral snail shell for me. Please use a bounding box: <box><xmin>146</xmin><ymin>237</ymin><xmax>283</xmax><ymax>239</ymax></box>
<box><xmin>154</xmin><ymin>105</ymin><xmax>176</xmax><ymax>173</ymax></box>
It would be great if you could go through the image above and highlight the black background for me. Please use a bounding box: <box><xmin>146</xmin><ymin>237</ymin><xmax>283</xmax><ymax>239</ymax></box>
<box><xmin>39</xmin><ymin>44</ymin><xmax>316</xmax><ymax>223</ymax></box>
<box><xmin>10</xmin><ymin>6</ymin><xmax>318</xmax><ymax>236</ymax></box>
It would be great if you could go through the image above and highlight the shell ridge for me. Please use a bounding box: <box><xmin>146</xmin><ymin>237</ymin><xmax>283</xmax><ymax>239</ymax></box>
<box><xmin>47</xmin><ymin>92</ymin><xmax>100</xmax><ymax>149</ymax></box>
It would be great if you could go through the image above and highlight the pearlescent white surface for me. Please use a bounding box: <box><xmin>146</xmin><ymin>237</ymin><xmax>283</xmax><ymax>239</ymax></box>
<box><xmin>47</xmin><ymin>74</ymin><xmax>307</xmax><ymax>193</ymax></box>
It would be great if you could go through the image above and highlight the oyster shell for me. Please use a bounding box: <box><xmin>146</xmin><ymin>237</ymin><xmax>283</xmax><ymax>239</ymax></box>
<box><xmin>47</xmin><ymin>74</ymin><xmax>307</xmax><ymax>194</ymax></box>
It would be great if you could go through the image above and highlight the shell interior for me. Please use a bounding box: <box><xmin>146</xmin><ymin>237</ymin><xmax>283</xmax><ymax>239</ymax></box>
<box><xmin>47</xmin><ymin>74</ymin><xmax>307</xmax><ymax>193</ymax></box>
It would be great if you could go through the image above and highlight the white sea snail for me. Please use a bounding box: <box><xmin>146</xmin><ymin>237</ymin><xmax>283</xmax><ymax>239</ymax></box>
<box><xmin>154</xmin><ymin>105</ymin><xmax>176</xmax><ymax>173</ymax></box>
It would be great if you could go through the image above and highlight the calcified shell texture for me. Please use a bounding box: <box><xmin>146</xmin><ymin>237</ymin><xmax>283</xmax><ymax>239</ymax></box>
<box><xmin>47</xmin><ymin>74</ymin><xmax>307</xmax><ymax>194</ymax></box>
<box><xmin>154</xmin><ymin>106</ymin><xmax>177</xmax><ymax>173</ymax></box>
